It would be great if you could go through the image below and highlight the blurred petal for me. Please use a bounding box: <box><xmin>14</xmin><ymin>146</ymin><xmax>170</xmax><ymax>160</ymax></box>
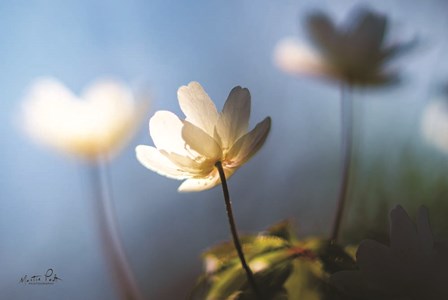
<box><xmin>421</xmin><ymin>100</ymin><xmax>448</xmax><ymax>154</ymax></box>
<box><xmin>349</xmin><ymin>9</ymin><xmax>387</xmax><ymax>54</ymax></box>
<box><xmin>182</xmin><ymin>121</ymin><xmax>221</xmax><ymax>160</ymax></box>
<box><xmin>178</xmin><ymin>171</ymin><xmax>220</xmax><ymax>192</ymax></box>
<box><xmin>274</xmin><ymin>39</ymin><xmax>334</xmax><ymax>78</ymax></box>
<box><xmin>357</xmin><ymin>240</ymin><xmax>393</xmax><ymax>280</ymax></box>
<box><xmin>390</xmin><ymin>205</ymin><xmax>418</xmax><ymax>253</ymax></box>
<box><xmin>135</xmin><ymin>145</ymin><xmax>190</xmax><ymax>179</ymax></box>
<box><xmin>149</xmin><ymin>111</ymin><xmax>189</xmax><ymax>156</ymax></box>
<box><xmin>227</xmin><ymin>117</ymin><xmax>271</xmax><ymax>166</ymax></box>
<box><xmin>306</xmin><ymin>12</ymin><xmax>339</xmax><ymax>55</ymax></box>
<box><xmin>82</xmin><ymin>79</ymin><xmax>133</xmax><ymax>107</ymax></box>
<box><xmin>177</xmin><ymin>81</ymin><xmax>219</xmax><ymax>136</ymax></box>
<box><xmin>216</xmin><ymin>86</ymin><xmax>251</xmax><ymax>149</ymax></box>
<box><xmin>417</xmin><ymin>206</ymin><xmax>434</xmax><ymax>253</ymax></box>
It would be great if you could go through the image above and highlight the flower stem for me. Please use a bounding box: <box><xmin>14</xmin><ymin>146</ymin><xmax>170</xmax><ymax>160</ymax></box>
<box><xmin>215</xmin><ymin>161</ymin><xmax>262</xmax><ymax>299</ymax></box>
<box><xmin>89</xmin><ymin>159</ymin><xmax>144</xmax><ymax>300</ymax></box>
<box><xmin>331</xmin><ymin>84</ymin><xmax>353</xmax><ymax>242</ymax></box>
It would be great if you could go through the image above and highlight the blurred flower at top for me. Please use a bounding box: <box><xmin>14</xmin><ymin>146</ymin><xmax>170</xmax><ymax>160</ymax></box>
<box><xmin>22</xmin><ymin>78</ymin><xmax>146</xmax><ymax>160</ymax></box>
<box><xmin>331</xmin><ymin>205</ymin><xmax>448</xmax><ymax>300</ymax></box>
<box><xmin>136</xmin><ymin>81</ymin><xmax>271</xmax><ymax>192</ymax></box>
<box><xmin>274</xmin><ymin>6</ymin><xmax>414</xmax><ymax>86</ymax></box>
<box><xmin>421</xmin><ymin>96</ymin><xmax>448</xmax><ymax>154</ymax></box>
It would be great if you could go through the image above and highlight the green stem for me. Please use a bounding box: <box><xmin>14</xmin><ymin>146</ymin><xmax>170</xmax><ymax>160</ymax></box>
<box><xmin>215</xmin><ymin>161</ymin><xmax>262</xmax><ymax>299</ymax></box>
<box><xmin>331</xmin><ymin>84</ymin><xmax>353</xmax><ymax>242</ymax></box>
<box><xmin>89</xmin><ymin>159</ymin><xmax>144</xmax><ymax>300</ymax></box>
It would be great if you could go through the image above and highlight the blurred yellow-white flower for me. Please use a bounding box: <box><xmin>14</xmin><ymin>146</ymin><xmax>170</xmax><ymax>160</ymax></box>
<box><xmin>136</xmin><ymin>81</ymin><xmax>271</xmax><ymax>192</ymax></box>
<box><xmin>22</xmin><ymin>78</ymin><xmax>145</xmax><ymax>159</ymax></box>
<box><xmin>274</xmin><ymin>7</ymin><xmax>414</xmax><ymax>86</ymax></box>
<box><xmin>421</xmin><ymin>99</ymin><xmax>448</xmax><ymax>154</ymax></box>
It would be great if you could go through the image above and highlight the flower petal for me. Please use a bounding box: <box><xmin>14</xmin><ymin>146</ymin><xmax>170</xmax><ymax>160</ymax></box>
<box><xmin>216</xmin><ymin>86</ymin><xmax>251</xmax><ymax>150</ymax></box>
<box><xmin>160</xmin><ymin>150</ymin><xmax>211</xmax><ymax>176</ymax></box>
<box><xmin>274</xmin><ymin>39</ymin><xmax>334</xmax><ymax>78</ymax></box>
<box><xmin>417</xmin><ymin>206</ymin><xmax>434</xmax><ymax>253</ymax></box>
<box><xmin>182</xmin><ymin>121</ymin><xmax>221</xmax><ymax>160</ymax></box>
<box><xmin>135</xmin><ymin>145</ymin><xmax>190</xmax><ymax>179</ymax></box>
<box><xmin>82</xmin><ymin>79</ymin><xmax>133</xmax><ymax>108</ymax></box>
<box><xmin>390</xmin><ymin>205</ymin><xmax>418</xmax><ymax>254</ymax></box>
<box><xmin>177</xmin><ymin>173</ymin><xmax>220</xmax><ymax>192</ymax></box>
<box><xmin>177</xmin><ymin>81</ymin><xmax>219</xmax><ymax>136</ymax></box>
<box><xmin>306</xmin><ymin>12</ymin><xmax>340</xmax><ymax>56</ymax></box>
<box><xmin>149</xmin><ymin>110</ymin><xmax>189</xmax><ymax>156</ymax></box>
<box><xmin>227</xmin><ymin>117</ymin><xmax>271</xmax><ymax>166</ymax></box>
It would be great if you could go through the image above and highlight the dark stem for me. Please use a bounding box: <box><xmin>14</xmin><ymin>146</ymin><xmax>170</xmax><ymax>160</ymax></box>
<box><xmin>88</xmin><ymin>159</ymin><xmax>144</xmax><ymax>300</ymax></box>
<box><xmin>331</xmin><ymin>84</ymin><xmax>354</xmax><ymax>242</ymax></box>
<box><xmin>215</xmin><ymin>161</ymin><xmax>262</xmax><ymax>299</ymax></box>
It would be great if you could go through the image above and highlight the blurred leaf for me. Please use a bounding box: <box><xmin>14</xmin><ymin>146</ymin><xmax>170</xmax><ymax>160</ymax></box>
<box><xmin>264</xmin><ymin>220</ymin><xmax>298</xmax><ymax>243</ymax></box>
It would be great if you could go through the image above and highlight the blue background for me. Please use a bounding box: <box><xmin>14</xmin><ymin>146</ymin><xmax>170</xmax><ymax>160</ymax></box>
<box><xmin>1</xmin><ymin>0</ymin><xmax>447</xmax><ymax>299</ymax></box>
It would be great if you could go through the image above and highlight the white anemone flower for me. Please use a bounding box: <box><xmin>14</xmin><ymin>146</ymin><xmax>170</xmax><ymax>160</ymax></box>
<box><xmin>22</xmin><ymin>77</ymin><xmax>145</xmax><ymax>159</ymax></box>
<box><xmin>421</xmin><ymin>99</ymin><xmax>448</xmax><ymax>154</ymax></box>
<box><xmin>274</xmin><ymin>7</ymin><xmax>414</xmax><ymax>86</ymax></box>
<box><xmin>136</xmin><ymin>81</ymin><xmax>271</xmax><ymax>192</ymax></box>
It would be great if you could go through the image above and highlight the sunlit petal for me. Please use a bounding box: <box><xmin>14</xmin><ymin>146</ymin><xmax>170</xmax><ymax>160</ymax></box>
<box><xmin>177</xmin><ymin>81</ymin><xmax>219</xmax><ymax>135</ymax></box>
<box><xmin>135</xmin><ymin>145</ymin><xmax>190</xmax><ymax>179</ymax></box>
<box><xmin>227</xmin><ymin>117</ymin><xmax>271</xmax><ymax>166</ymax></box>
<box><xmin>161</xmin><ymin>150</ymin><xmax>213</xmax><ymax>176</ymax></box>
<box><xmin>274</xmin><ymin>39</ymin><xmax>334</xmax><ymax>78</ymax></box>
<box><xmin>216</xmin><ymin>86</ymin><xmax>251</xmax><ymax>150</ymax></box>
<box><xmin>421</xmin><ymin>100</ymin><xmax>448</xmax><ymax>154</ymax></box>
<box><xmin>177</xmin><ymin>172</ymin><xmax>221</xmax><ymax>192</ymax></box>
<box><xmin>149</xmin><ymin>110</ymin><xmax>190</xmax><ymax>156</ymax></box>
<box><xmin>182</xmin><ymin>121</ymin><xmax>221</xmax><ymax>160</ymax></box>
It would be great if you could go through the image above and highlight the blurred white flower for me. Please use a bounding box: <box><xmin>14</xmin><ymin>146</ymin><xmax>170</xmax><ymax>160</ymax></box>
<box><xmin>331</xmin><ymin>205</ymin><xmax>448</xmax><ymax>300</ymax></box>
<box><xmin>136</xmin><ymin>81</ymin><xmax>271</xmax><ymax>192</ymax></box>
<box><xmin>23</xmin><ymin>78</ymin><xmax>145</xmax><ymax>159</ymax></box>
<box><xmin>274</xmin><ymin>7</ymin><xmax>414</xmax><ymax>86</ymax></box>
<box><xmin>421</xmin><ymin>99</ymin><xmax>448</xmax><ymax>154</ymax></box>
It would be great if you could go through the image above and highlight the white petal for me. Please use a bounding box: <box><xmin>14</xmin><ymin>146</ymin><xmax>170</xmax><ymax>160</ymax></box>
<box><xmin>226</xmin><ymin>117</ymin><xmax>271</xmax><ymax>167</ymax></box>
<box><xmin>135</xmin><ymin>145</ymin><xmax>191</xmax><ymax>179</ymax></box>
<box><xmin>82</xmin><ymin>79</ymin><xmax>133</xmax><ymax>109</ymax></box>
<box><xmin>182</xmin><ymin>121</ymin><xmax>221</xmax><ymax>160</ymax></box>
<box><xmin>216</xmin><ymin>86</ymin><xmax>251</xmax><ymax>150</ymax></box>
<box><xmin>177</xmin><ymin>175</ymin><xmax>220</xmax><ymax>192</ymax></box>
<box><xmin>161</xmin><ymin>150</ymin><xmax>213</xmax><ymax>176</ymax></box>
<box><xmin>24</xmin><ymin>77</ymin><xmax>78</xmax><ymax>106</ymax></box>
<box><xmin>421</xmin><ymin>100</ymin><xmax>448</xmax><ymax>155</ymax></box>
<box><xmin>177</xmin><ymin>81</ymin><xmax>219</xmax><ymax>136</ymax></box>
<box><xmin>149</xmin><ymin>111</ymin><xmax>190</xmax><ymax>156</ymax></box>
<box><xmin>274</xmin><ymin>38</ymin><xmax>334</xmax><ymax>78</ymax></box>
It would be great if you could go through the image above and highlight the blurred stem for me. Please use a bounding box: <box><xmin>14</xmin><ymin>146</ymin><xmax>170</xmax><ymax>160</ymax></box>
<box><xmin>88</xmin><ymin>158</ymin><xmax>144</xmax><ymax>300</ymax></box>
<box><xmin>331</xmin><ymin>84</ymin><xmax>353</xmax><ymax>242</ymax></box>
<box><xmin>215</xmin><ymin>161</ymin><xmax>262</xmax><ymax>299</ymax></box>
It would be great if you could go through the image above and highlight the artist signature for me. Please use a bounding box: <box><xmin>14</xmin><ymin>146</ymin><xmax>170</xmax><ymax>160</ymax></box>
<box><xmin>19</xmin><ymin>268</ymin><xmax>62</xmax><ymax>285</ymax></box>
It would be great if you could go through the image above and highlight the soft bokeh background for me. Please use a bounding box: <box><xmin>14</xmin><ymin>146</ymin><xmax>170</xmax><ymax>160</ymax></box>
<box><xmin>2</xmin><ymin>0</ymin><xmax>448</xmax><ymax>299</ymax></box>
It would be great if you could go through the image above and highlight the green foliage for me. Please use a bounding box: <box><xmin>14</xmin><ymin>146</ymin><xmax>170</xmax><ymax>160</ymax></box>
<box><xmin>189</xmin><ymin>221</ymin><xmax>357</xmax><ymax>300</ymax></box>
<box><xmin>343</xmin><ymin>145</ymin><xmax>448</xmax><ymax>244</ymax></box>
